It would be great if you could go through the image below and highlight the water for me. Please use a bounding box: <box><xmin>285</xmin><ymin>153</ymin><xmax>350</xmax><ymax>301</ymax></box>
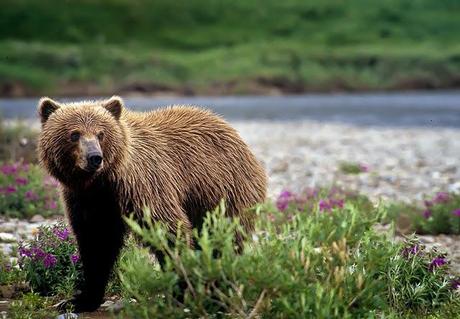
<box><xmin>1</xmin><ymin>91</ymin><xmax>459</xmax><ymax>128</ymax></box>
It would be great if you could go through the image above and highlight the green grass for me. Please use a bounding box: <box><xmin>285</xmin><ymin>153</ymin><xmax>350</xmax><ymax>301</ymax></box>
<box><xmin>0</xmin><ymin>0</ymin><xmax>459</xmax><ymax>95</ymax></box>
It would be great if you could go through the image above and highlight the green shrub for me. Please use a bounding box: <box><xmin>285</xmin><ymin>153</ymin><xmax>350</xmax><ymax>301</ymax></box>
<box><xmin>18</xmin><ymin>222</ymin><xmax>82</xmax><ymax>297</ymax></box>
<box><xmin>386</xmin><ymin>237</ymin><xmax>459</xmax><ymax>315</ymax></box>
<box><xmin>0</xmin><ymin>251</ymin><xmax>24</xmax><ymax>286</ymax></box>
<box><xmin>413</xmin><ymin>192</ymin><xmax>460</xmax><ymax>235</ymax></box>
<box><xmin>0</xmin><ymin>161</ymin><xmax>62</xmax><ymax>218</ymax></box>
<box><xmin>119</xmin><ymin>197</ymin><xmax>459</xmax><ymax>318</ymax></box>
<box><xmin>338</xmin><ymin>161</ymin><xmax>369</xmax><ymax>175</ymax></box>
<box><xmin>8</xmin><ymin>292</ymin><xmax>58</xmax><ymax>319</ymax></box>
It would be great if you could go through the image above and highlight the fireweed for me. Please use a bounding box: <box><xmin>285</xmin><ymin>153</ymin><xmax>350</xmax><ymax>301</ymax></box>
<box><xmin>414</xmin><ymin>192</ymin><xmax>460</xmax><ymax>235</ymax></box>
<box><xmin>0</xmin><ymin>161</ymin><xmax>62</xmax><ymax>218</ymax></box>
<box><xmin>386</xmin><ymin>237</ymin><xmax>459</xmax><ymax>315</ymax></box>
<box><xmin>18</xmin><ymin>221</ymin><xmax>82</xmax><ymax>296</ymax></box>
<box><xmin>119</xmin><ymin>195</ymin><xmax>459</xmax><ymax>318</ymax></box>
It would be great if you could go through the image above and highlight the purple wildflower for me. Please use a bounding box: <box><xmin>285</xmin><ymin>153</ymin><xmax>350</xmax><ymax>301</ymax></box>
<box><xmin>423</xmin><ymin>210</ymin><xmax>432</xmax><ymax>219</ymax></box>
<box><xmin>43</xmin><ymin>253</ymin><xmax>57</xmax><ymax>268</ymax></box>
<box><xmin>276</xmin><ymin>190</ymin><xmax>294</xmax><ymax>212</ymax></box>
<box><xmin>429</xmin><ymin>257</ymin><xmax>447</xmax><ymax>271</ymax></box>
<box><xmin>451</xmin><ymin>278</ymin><xmax>460</xmax><ymax>290</ymax></box>
<box><xmin>359</xmin><ymin>163</ymin><xmax>369</xmax><ymax>172</ymax></box>
<box><xmin>19</xmin><ymin>246</ymin><xmax>32</xmax><ymax>257</ymax></box>
<box><xmin>70</xmin><ymin>254</ymin><xmax>80</xmax><ymax>264</ymax></box>
<box><xmin>31</xmin><ymin>247</ymin><xmax>46</xmax><ymax>260</ymax></box>
<box><xmin>25</xmin><ymin>190</ymin><xmax>39</xmax><ymax>201</ymax></box>
<box><xmin>5</xmin><ymin>185</ymin><xmax>17</xmax><ymax>194</ymax></box>
<box><xmin>331</xmin><ymin>199</ymin><xmax>345</xmax><ymax>209</ymax></box>
<box><xmin>54</xmin><ymin>228</ymin><xmax>70</xmax><ymax>241</ymax></box>
<box><xmin>452</xmin><ymin>209</ymin><xmax>460</xmax><ymax>217</ymax></box>
<box><xmin>402</xmin><ymin>245</ymin><xmax>420</xmax><ymax>257</ymax></box>
<box><xmin>433</xmin><ymin>192</ymin><xmax>449</xmax><ymax>204</ymax></box>
<box><xmin>424</xmin><ymin>200</ymin><xmax>433</xmax><ymax>208</ymax></box>
<box><xmin>0</xmin><ymin>164</ymin><xmax>18</xmax><ymax>175</ymax></box>
<box><xmin>45</xmin><ymin>200</ymin><xmax>58</xmax><ymax>210</ymax></box>
<box><xmin>319</xmin><ymin>200</ymin><xmax>331</xmax><ymax>212</ymax></box>
<box><xmin>15</xmin><ymin>177</ymin><xmax>28</xmax><ymax>185</ymax></box>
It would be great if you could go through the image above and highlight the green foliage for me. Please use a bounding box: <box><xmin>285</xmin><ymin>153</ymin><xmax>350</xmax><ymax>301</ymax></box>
<box><xmin>1</xmin><ymin>1</ymin><xmax>460</xmax><ymax>94</ymax></box>
<box><xmin>389</xmin><ymin>192</ymin><xmax>460</xmax><ymax>235</ymax></box>
<box><xmin>18</xmin><ymin>222</ymin><xmax>82</xmax><ymax>297</ymax></box>
<box><xmin>339</xmin><ymin>161</ymin><xmax>368</xmax><ymax>175</ymax></box>
<box><xmin>385</xmin><ymin>237</ymin><xmax>457</xmax><ymax>315</ymax></box>
<box><xmin>414</xmin><ymin>192</ymin><xmax>460</xmax><ymax>235</ymax></box>
<box><xmin>0</xmin><ymin>161</ymin><xmax>62</xmax><ymax>218</ymax></box>
<box><xmin>119</xmin><ymin>199</ymin><xmax>458</xmax><ymax>318</ymax></box>
<box><xmin>8</xmin><ymin>292</ymin><xmax>58</xmax><ymax>319</ymax></box>
<box><xmin>0</xmin><ymin>251</ymin><xmax>25</xmax><ymax>286</ymax></box>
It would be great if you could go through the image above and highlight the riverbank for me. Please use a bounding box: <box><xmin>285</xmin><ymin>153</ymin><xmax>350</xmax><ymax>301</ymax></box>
<box><xmin>1</xmin><ymin>0</ymin><xmax>460</xmax><ymax>97</ymax></box>
<box><xmin>2</xmin><ymin>41</ymin><xmax>460</xmax><ymax>97</ymax></box>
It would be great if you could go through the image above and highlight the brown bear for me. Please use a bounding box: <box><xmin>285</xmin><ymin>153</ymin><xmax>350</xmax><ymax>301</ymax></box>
<box><xmin>37</xmin><ymin>96</ymin><xmax>267</xmax><ymax>312</ymax></box>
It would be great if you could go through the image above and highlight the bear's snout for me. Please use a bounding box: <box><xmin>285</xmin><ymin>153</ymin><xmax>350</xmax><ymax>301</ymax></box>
<box><xmin>87</xmin><ymin>153</ymin><xmax>103</xmax><ymax>170</ymax></box>
<box><xmin>79</xmin><ymin>137</ymin><xmax>103</xmax><ymax>172</ymax></box>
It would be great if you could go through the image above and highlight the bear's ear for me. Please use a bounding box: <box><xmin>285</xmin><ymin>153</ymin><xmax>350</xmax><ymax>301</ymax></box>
<box><xmin>102</xmin><ymin>96</ymin><xmax>123</xmax><ymax>120</ymax></box>
<box><xmin>38</xmin><ymin>97</ymin><xmax>61</xmax><ymax>124</ymax></box>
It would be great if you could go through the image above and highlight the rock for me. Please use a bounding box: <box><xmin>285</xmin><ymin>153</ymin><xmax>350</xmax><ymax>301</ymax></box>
<box><xmin>30</xmin><ymin>214</ymin><xmax>45</xmax><ymax>223</ymax></box>
<box><xmin>0</xmin><ymin>222</ymin><xmax>16</xmax><ymax>233</ymax></box>
<box><xmin>107</xmin><ymin>300</ymin><xmax>124</xmax><ymax>313</ymax></box>
<box><xmin>0</xmin><ymin>243</ymin><xmax>14</xmax><ymax>256</ymax></box>
<box><xmin>56</xmin><ymin>313</ymin><xmax>78</xmax><ymax>319</ymax></box>
<box><xmin>100</xmin><ymin>300</ymin><xmax>115</xmax><ymax>308</ymax></box>
<box><xmin>0</xmin><ymin>285</ymin><xmax>14</xmax><ymax>298</ymax></box>
<box><xmin>0</xmin><ymin>233</ymin><xmax>15</xmax><ymax>243</ymax></box>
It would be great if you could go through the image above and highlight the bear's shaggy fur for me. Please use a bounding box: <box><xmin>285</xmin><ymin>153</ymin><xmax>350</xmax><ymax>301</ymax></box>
<box><xmin>37</xmin><ymin>96</ymin><xmax>267</xmax><ymax>312</ymax></box>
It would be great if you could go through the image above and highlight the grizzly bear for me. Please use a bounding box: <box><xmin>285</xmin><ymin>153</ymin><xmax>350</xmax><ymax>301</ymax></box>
<box><xmin>37</xmin><ymin>96</ymin><xmax>267</xmax><ymax>312</ymax></box>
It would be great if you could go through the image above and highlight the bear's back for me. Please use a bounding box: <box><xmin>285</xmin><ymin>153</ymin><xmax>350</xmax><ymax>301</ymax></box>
<box><xmin>119</xmin><ymin>105</ymin><xmax>266</xmax><ymax>221</ymax></box>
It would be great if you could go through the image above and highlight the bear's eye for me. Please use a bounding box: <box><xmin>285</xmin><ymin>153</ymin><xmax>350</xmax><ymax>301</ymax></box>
<box><xmin>97</xmin><ymin>132</ymin><xmax>104</xmax><ymax>141</ymax></box>
<box><xmin>70</xmin><ymin>132</ymin><xmax>80</xmax><ymax>142</ymax></box>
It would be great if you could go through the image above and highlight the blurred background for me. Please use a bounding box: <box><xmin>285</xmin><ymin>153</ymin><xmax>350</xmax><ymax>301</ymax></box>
<box><xmin>0</xmin><ymin>0</ymin><xmax>459</xmax><ymax>96</ymax></box>
<box><xmin>1</xmin><ymin>1</ymin><xmax>460</xmax><ymax>315</ymax></box>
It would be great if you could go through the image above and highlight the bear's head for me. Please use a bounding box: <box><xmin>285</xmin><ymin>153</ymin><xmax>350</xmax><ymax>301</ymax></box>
<box><xmin>37</xmin><ymin>96</ymin><xmax>128</xmax><ymax>187</ymax></box>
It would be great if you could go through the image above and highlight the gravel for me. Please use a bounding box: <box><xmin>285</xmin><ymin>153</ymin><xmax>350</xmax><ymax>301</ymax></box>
<box><xmin>233</xmin><ymin>120</ymin><xmax>460</xmax><ymax>203</ymax></box>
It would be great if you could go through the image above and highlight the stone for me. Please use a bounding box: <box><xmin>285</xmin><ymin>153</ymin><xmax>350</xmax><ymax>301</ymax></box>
<box><xmin>0</xmin><ymin>285</ymin><xmax>14</xmax><ymax>299</ymax></box>
<box><xmin>0</xmin><ymin>222</ymin><xmax>16</xmax><ymax>233</ymax></box>
<box><xmin>0</xmin><ymin>233</ymin><xmax>15</xmax><ymax>243</ymax></box>
<box><xmin>30</xmin><ymin>214</ymin><xmax>45</xmax><ymax>223</ymax></box>
<box><xmin>55</xmin><ymin>313</ymin><xmax>78</xmax><ymax>319</ymax></box>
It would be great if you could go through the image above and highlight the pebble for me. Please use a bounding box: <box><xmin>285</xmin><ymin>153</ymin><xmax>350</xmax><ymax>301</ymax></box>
<box><xmin>0</xmin><ymin>233</ymin><xmax>15</xmax><ymax>243</ymax></box>
<box><xmin>55</xmin><ymin>313</ymin><xmax>78</xmax><ymax>319</ymax></box>
<box><xmin>30</xmin><ymin>214</ymin><xmax>45</xmax><ymax>223</ymax></box>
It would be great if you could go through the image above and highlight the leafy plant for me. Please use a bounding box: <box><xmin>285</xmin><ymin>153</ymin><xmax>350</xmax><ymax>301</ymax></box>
<box><xmin>8</xmin><ymin>292</ymin><xmax>58</xmax><ymax>319</ymax></box>
<box><xmin>0</xmin><ymin>161</ymin><xmax>62</xmax><ymax>218</ymax></box>
<box><xmin>18</xmin><ymin>221</ymin><xmax>82</xmax><ymax>297</ymax></box>
<box><xmin>0</xmin><ymin>251</ymin><xmax>24</xmax><ymax>287</ymax></box>
<box><xmin>339</xmin><ymin>161</ymin><xmax>369</xmax><ymax>175</ymax></box>
<box><xmin>413</xmin><ymin>192</ymin><xmax>460</xmax><ymax>235</ymax></box>
<box><xmin>385</xmin><ymin>237</ymin><xmax>459</xmax><ymax>315</ymax></box>
<box><xmin>118</xmin><ymin>195</ymin><xmax>459</xmax><ymax>318</ymax></box>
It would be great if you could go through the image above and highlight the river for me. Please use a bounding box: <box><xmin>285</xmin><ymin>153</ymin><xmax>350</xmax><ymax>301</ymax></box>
<box><xmin>0</xmin><ymin>90</ymin><xmax>459</xmax><ymax>128</ymax></box>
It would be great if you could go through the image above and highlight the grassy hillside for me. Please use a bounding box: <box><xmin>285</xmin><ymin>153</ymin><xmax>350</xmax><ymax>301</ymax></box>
<box><xmin>1</xmin><ymin>0</ymin><xmax>459</xmax><ymax>96</ymax></box>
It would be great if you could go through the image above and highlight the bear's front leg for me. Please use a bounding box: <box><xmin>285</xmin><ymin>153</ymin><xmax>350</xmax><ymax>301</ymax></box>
<box><xmin>61</xmin><ymin>189</ymin><xmax>126</xmax><ymax>313</ymax></box>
